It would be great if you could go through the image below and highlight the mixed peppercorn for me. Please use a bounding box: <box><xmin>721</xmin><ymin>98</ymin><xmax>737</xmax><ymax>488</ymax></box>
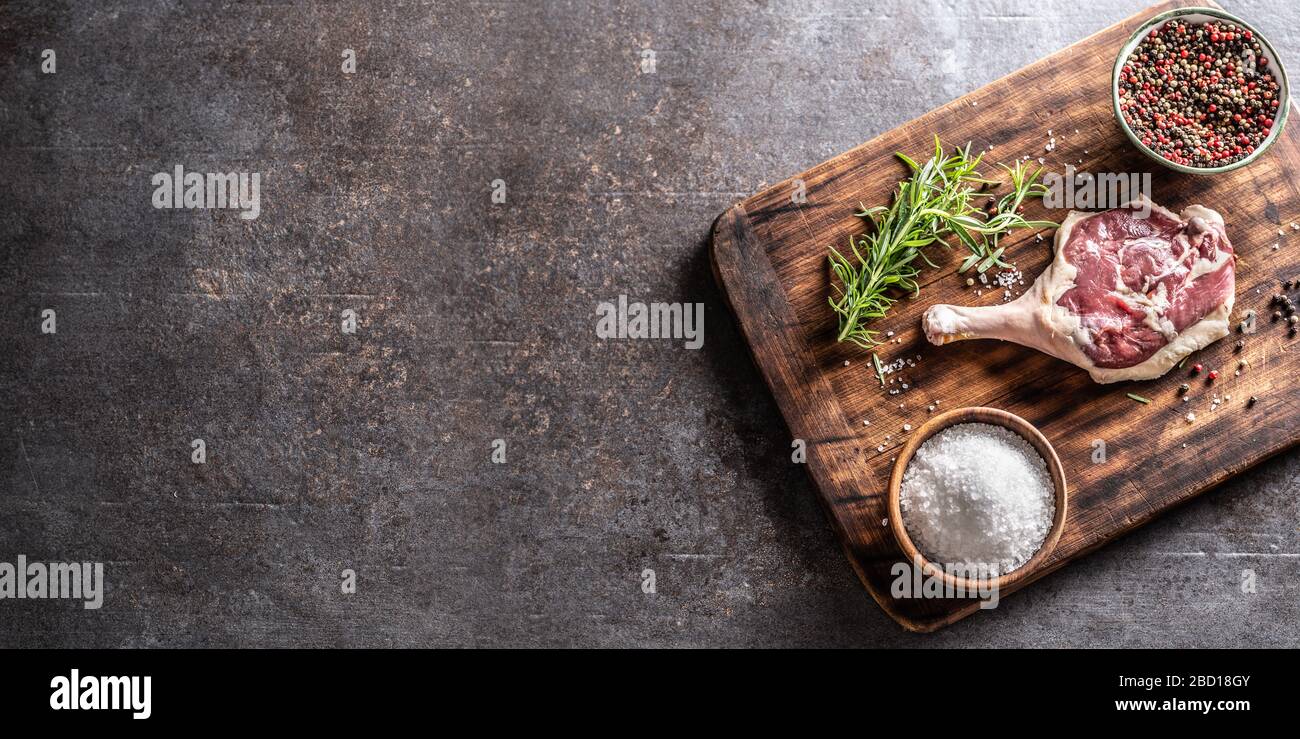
<box><xmin>1118</xmin><ymin>20</ymin><xmax>1281</xmax><ymax>168</ymax></box>
<box><xmin>1271</xmin><ymin>288</ymin><xmax>1299</xmax><ymax>337</ymax></box>
<box><xmin>1163</xmin><ymin>283</ymin><xmax>1295</xmax><ymax>412</ymax></box>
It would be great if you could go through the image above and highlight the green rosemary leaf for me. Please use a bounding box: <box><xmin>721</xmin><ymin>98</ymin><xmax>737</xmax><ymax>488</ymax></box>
<box><xmin>895</xmin><ymin>152</ymin><xmax>921</xmax><ymax>171</ymax></box>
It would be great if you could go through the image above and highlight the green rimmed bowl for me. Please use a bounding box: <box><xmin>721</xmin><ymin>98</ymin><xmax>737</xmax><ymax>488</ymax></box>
<box><xmin>1112</xmin><ymin>6</ymin><xmax>1290</xmax><ymax>175</ymax></box>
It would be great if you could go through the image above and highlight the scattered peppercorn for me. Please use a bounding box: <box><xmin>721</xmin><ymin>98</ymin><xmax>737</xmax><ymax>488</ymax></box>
<box><xmin>1178</xmin><ymin>383</ymin><xmax>1190</xmax><ymax>394</ymax></box>
<box><xmin>1248</xmin><ymin>395</ymin><xmax>1258</xmax><ymax>406</ymax></box>
<box><xmin>1235</xmin><ymin>339</ymin><xmax>1245</xmax><ymax>351</ymax></box>
<box><xmin>1119</xmin><ymin>20</ymin><xmax>1281</xmax><ymax>168</ymax></box>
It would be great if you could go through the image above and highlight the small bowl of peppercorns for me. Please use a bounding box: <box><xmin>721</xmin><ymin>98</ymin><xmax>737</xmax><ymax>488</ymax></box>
<box><xmin>1113</xmin><ymin>7</ymin><xmax>1290</xmax><ymax>174</ymax></box>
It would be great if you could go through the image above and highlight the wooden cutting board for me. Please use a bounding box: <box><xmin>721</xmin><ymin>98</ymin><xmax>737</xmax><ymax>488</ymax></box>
<box><xmin>711</xmin><ymin>0</ymin><xmax>1300</xmax><ymax>631</ymax></box>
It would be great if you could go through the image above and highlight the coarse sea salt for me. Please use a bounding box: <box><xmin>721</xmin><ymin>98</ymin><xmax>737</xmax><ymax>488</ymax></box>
<box><xmin>899</xmin><ymin>423</ymin><xmax>1054</xmax><ymax>575</ymax></box>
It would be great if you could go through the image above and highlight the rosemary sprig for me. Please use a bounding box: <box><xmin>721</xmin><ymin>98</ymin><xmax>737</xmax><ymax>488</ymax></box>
<box><xmin>828</xmin><ymin>137</ymin><xmax>989</xmax><ymax>347</ymax></box>
<box><xmin>957</xmin><ymin>160</ymin><xmax>1055</xmax><ymax>274</ymax></box>
<box><xmin>828</xmin><ymin>138</ymin><xmax>1054</xmax><ymax>347</ymax></box>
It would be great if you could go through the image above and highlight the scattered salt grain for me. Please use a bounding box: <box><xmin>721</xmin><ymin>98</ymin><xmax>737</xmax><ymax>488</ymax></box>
<box><xmin>899</xmin><ymin>423</ymin><xmax>1055</xmax><ymax>574</ymax></box>
<box><xmin>879</xmin><ymin>358</ymin><xmax>907</xmax><ymax>376</ymax></box>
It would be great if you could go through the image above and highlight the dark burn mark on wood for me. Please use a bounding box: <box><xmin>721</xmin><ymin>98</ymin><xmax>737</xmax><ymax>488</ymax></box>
<box><xmin>747</xmin><ymin>199</ymin><xmax>834</xmax><ymax>223</ymax></box>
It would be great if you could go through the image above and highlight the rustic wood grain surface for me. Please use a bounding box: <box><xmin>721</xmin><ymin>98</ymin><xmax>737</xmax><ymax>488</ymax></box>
<box><xmin>2</xmin><ymin>0</ymin><xmax>1298</xmax><ymax>646</ymax></box>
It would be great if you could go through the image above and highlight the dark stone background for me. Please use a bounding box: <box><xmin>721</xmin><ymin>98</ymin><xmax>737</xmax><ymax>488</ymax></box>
<box><xmin>1</xmin><ymin>0</ymin><xmax>1296</xmax><ymax>647</ymax></box>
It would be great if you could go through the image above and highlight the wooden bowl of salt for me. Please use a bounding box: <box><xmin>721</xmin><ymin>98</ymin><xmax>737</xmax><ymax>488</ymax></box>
<box><xmin>886</xmin><ymin>406</ymin><xmax>1067</xmax><ymax>593</ymax></box>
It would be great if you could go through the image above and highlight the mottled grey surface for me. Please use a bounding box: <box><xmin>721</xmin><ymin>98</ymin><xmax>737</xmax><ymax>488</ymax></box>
<box><xmin>1</xmin><ymin>0</ymin><xmax>1297</xmax><ymax>647</ymax></box>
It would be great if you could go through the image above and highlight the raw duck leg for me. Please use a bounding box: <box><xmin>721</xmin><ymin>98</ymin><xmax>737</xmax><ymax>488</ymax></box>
<box><xmin>923</xmin><ymin>198</ymin><xmax>1235</xmax><ymax>384</ymax></box>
